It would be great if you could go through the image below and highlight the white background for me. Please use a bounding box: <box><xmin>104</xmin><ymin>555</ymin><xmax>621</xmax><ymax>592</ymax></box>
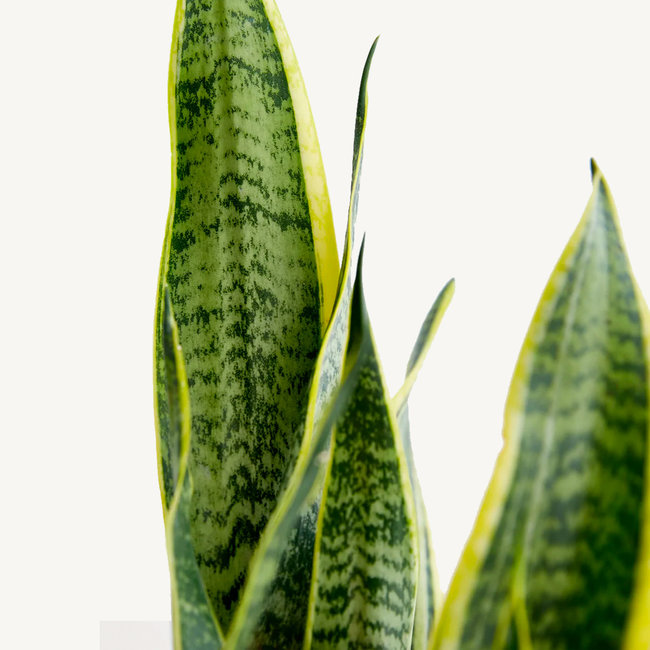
<box><xmin>3</xmin><ymin>1</ymin><xmax>650</xmax><ymax>648</ymax></box>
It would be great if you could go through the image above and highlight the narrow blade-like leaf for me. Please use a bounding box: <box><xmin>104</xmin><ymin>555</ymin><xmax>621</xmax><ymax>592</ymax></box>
<box><xmin>392</xmin><ymin>279</ymin><xmax>455</xmax><ymax>649</ymax></box>
<box><xmin>154</xmin><ymin>0</ymin><xmax>339</xmax><ymax>631</ymax></box>
<box><xmin>305</xmin><ymin>245</ymin><xmax>419</xmax><ymax>649</ymax></box>
<box><xmin>160</xmin><ymin>288</ymin><xmax>224</xmax><ymax>650</ymax></box>
<box><xmin>225</xmin><ymin>239</ymin><xmax>377</xmax><ymax>649</ymax></box>
<box><xmin>224</xmin><ymin>39</ymin><xmax>379</xmax><ymax>648</ymax></box>
<box><xmin>393</xmin><ymin>279</ymin><xmax>455</xmax><ymax>415</ymax></box>
<box><xmin>397</xmin><ymin>405</ymin><xmax>439</xmax><ymax>650</ymax></box>
<box><xmin>304</xmin><ymin>37</ymin><xmax>379</xmax><ymax>437</ymax></box>
<box><xmin>434</xmin><ymin>163</ymin><xmax>650</xmax><ymax>650</ymax></box>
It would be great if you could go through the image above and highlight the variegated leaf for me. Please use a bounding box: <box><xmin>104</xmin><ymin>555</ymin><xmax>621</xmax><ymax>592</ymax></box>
<box><xmin>224</xmin><ymin>255</ymin><xmax>371</xmax><ymax>649</ymax></box>
<box><xmin>154</xmin><ymin>0</ymin><xmax>339</xmax><ymax>632</ymax></box>
<box><xmin>224</xmin><ymin>39</ymin><xmax>378</xmax><ymax>649</ymax></box>
<box><xmin>393</xmin><ymin>279</ymin><xmax>455</xmax><ymax>649</ymax></box>
<box><xmin>160</xmin><ymin>288</ymin><xmax>224</xmax><ymax>650</ymax></box>
<box><xmin>434</xmin><ymin>162</ymin><xmax>650</xmax><ymax>650</ymax></box>
<box><xmin>305</xmin><ymin>245</ymin><xmax>419</xmax><ymax>649</ymax></box>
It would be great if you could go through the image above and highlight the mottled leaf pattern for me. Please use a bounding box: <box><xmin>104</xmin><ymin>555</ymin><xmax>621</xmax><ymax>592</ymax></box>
<box><xmin>154</xmin><ymin>0</ymin><xmax>338</xmax><ymax>632</ymax></box>
<box><xmin>434</xmin><ymin>163</ymin><xmax>650</xmax><ymax>650</ymax></box>
<box><xmin>392</xmin><ymin>279</ymin><xmax>455</xmax><ymax>649</ymax></box>
<box><xmin>224</xmin><ymin>39</ymin><xmax>378</xmax><ymax>649</ymax></box>
<box><xmin>306</xmin><ymin>247</ymin><xmax>419</xmax><ymax>650</ymax></box>
<box><xmin>225</xmin><ymin>257</ymin><xmax>374</xmax><ymax>650</ymax></box>
<box><xmin>155</xmin><ymin>1</ymin><xmax>650</xmax><ymax>648</ymax></box>
<box><xmin>160</xmin><ymin>289</ymin><xmax>224</xmax><ymax>650</ymax></box>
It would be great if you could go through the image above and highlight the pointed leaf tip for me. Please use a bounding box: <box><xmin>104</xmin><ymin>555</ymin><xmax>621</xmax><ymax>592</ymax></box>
<box><xmin>358</xmin><ymin>39</ymin><xmax>379</xmax><ymax>104</ymax></box>
<box><xmin>358</xmin><ymin>234</ymin><xmax>367</xmax><ymax>271</ymax></box>
<box><xmin>368</xmin><ymin>36</ymin><xmax>380</xmax><ymax>60</ymax></box>
<box><xmin>351</xmin><ymin>234</ymin><xmax>369</xmax><ymax>333</ymax></box>
<box><xmin>590</xmin><ymin>157</ymin><xmax>601</xmax><ymax>182</ymax></box>
<box><xmin>307</xmin><ymin>239</ymin><xmax>418</xmax><ymax>649</ymax></box>
<box><xmin>435</xmin><ymin>160</ymin><xmax>648</xmax><ymax>650</ymax></box>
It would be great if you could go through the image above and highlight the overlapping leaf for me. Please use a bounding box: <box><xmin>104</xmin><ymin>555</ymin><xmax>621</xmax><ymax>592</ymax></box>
<box><xmin>159</xmin><ymin>289</ymin><xmax>224</xmax><ymax>650</ymax></box>
<box><xmin>225</xmin><ymin>245</ymin><xmax>372</xmax><ymax>649</ymax></box>
<box><xmin>154</xmin><ymin>0</ymin><xmax>339</xmax><ymax>633</ymax></box>
<box><xmin>224</xmin><ymin>39</ymin><xmax>378</xmax><ymax>649</ymax></box>
<box><xmin>393</xmin><ymin>279</ymin><xmax>455</xmax><ymax>649</ymax></box>
<box><xmin>304</xmin><ymin>245</ymin><xmax>419</xmax><ymax>649</ymax></box>
<box><xmin>434</xmin><ymin>162</ymin><xmax>650</xmax><ymax>650</ymax></box>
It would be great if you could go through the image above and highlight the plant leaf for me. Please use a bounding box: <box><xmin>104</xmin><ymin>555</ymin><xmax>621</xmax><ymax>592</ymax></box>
<box><xmin>223</xmin><ymin>39</ymin><xmax>379</xmax><ymax>649</ymax></box>
<box><xmin>154</xmin><ymin>0</ymin><xmax>339</xmax><ymax>631</ymax></box>
<box><xmin>155</xmin><ymin>0</ymin><xmax>186</xmax><ymax>513</ymax></box>
<box><xmin>305</xmin><ymin>244</ymin><xmax>419</xmax><ymax>649</ymax></box>
<box><xmin>392</xmin><ymin>279</ymin><xmax>455</xmax><ymax>649</ymax></box>
<box><xmin>304</xmin><ymin>37</ymin><xmax>379</xmax><ymax>440</ymax></box>
<box><xmin>160</xmin><ymin>288</ymin><xmax>224</xmax><ymax>650</ymax></box>
<box><xmin>434</xmin><ymin>162</ymin><xmax>650</xmax><ymax>650</ymax></box>
<box><xmin>224</xmin><ymin>253</ymin><xmax>373</xmax><ymax>649</ymax></box>
<box><xmin>393</xmin><ymin>279</ymin><xmax>455</xmax><ymax>415</ymax></box>
<box><xmin>397</xmin><ymin>406</ymin><xmax>439</xmax><ymax>650</ymax></box>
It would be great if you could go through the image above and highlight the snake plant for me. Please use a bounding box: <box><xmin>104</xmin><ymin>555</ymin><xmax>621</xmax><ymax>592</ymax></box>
<box><xmin>154</xmin><ymin>1</ymin><xmax>650</xmax><ymax>648</ymax></box>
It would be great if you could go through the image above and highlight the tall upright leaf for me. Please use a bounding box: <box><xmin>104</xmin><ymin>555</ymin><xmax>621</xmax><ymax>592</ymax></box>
<box><xmin>160</xmin><ymin>289</ymin><xmax>224</xmax><ymax>650</ymax></box>
<box><xmin>303</xmin><ymin>37</ymin><xmax>379</xmax><ymax>437</ymax></box>
<box><xmin>224</xmin><ymin>39</ymin><xmax>379</xmax><ymax>649</ymax></box>
<box><xmin>433</xmin><ymin>162</ymin><xmax>650</xmax><ymax>650</ymax></box>
<box><xmin>392</xmin><ymin>279</ymin><xmax>455</xmax><ymax>649</ymax></box>
<box><xmin>154</xmin><ymin>0</ymin><xmax>338</xmax><ymax>631</ymax></box>
<box><xmin>305</xmin><ymin>245</ymin><xmax>419</xmax><ymax>649</ymax></box>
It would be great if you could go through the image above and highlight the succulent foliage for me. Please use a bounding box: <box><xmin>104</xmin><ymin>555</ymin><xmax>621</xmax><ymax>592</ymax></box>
<box><xmin>155</xmin><ymin>1</ymin><xmax>650</xmax><ymax>648</ymax></box>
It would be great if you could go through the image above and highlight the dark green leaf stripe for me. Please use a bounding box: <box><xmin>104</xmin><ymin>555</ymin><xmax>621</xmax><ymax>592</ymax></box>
<box><xmin>160</xmin><ymin>288</ymin><xmax>224</xmax><ymax>650</ymax></box>
<box><xmin>225</xmin><ymin>251</ymin><xmax>375</xmax><ymax>649</ymax></box>
<box><xmin>393</xmin><ymin>280</ymin><xmax>455</xmax><ymax>650</ymax></box>
<box><xmin>154</xmin><ymin>0</ymin><xmax>339</xmax><ymax>630</ymax></box>
<box><xmin>223</xmin><ymin>40</ymin><xmax>379</xmax><ymax>648</ymax></box>
<box><xmin>434</xmin><ymin>163</ymin><xmax>649</xmax><ymax>650</ymax></box>
<box><xmin>306</xmin><ymin>245</ymin><xmax>418</xmax><ymax>649</ymax></box>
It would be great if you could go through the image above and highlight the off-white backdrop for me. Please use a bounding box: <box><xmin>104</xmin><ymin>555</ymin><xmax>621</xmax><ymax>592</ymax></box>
<box><xmin>3</xmin><ymin>1</ymin><xmax>650</xmax><ymax>648</ymax></box>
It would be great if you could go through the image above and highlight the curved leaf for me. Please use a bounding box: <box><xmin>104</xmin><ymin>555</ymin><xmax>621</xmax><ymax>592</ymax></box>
<box><xmin>393</xmin><ymin>279</ymin><xmax>455</xmax><ymax>415</ymax></box>
<box><xmin>154</xmin><ymin>0</ymin><xmax>339</xmax><ymax>631</ymax></box>
<box><xmin>434</xmin><ymin>162</ymin><xmax>650</xmax><ymax>650</ymax></box>
<box><xmin>160</xmin><ymin>288</ymin><xmax>224</xmax><ymax>650</ymax></box>
<box><xmin>393</xmin><ymin>279</ymin><xmax>455</xmax><ymax>649</ymax></box>
<box><xmin>396</xmin><ymin>406</ymin><xmax>439</xmax><ymax>650</ymax></box>
<box><xmin>261</xmin><ymin>0</ymin><xmax>339</xmax><ymax>324</ymax></box>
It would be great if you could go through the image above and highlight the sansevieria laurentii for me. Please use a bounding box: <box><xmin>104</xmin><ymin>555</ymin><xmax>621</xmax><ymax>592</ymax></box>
<box><xmin>154</xmin><ymin>2</ymin><xmax>650</xmax><ymax>649</ymax></box>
